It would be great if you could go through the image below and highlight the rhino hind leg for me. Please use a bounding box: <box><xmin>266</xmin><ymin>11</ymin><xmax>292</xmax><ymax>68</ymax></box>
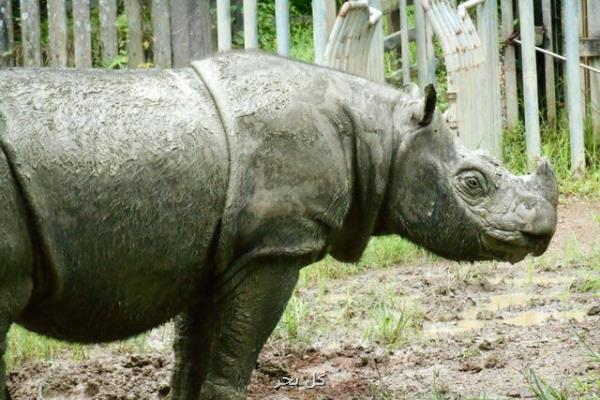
<box><xmin>0</xmin><ymin>148</ymin><xmax>35</xmax><ymax>398</ymax></box>
<box><xmin>170</xmin><ymin>259</ymin><xmax>300</xmax><ymax>400</ymax></box>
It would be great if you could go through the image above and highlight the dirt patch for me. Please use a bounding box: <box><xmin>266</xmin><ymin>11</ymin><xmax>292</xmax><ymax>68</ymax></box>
<box><xmin>8</xmin><ymin>198</ymin><xmax>600</xmax><ymax>399</ymax></box>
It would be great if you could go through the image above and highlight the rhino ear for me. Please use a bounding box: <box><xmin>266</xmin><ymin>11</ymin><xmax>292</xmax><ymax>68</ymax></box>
<box><xmin>412</xmin><ymin>84</ymin><xmax>437</xmax><ymax>126</ymax></box>
<box><xmin>403</xmin><ymin>82</ymin><xmax>422</xmax><ymax>99</ymax></box>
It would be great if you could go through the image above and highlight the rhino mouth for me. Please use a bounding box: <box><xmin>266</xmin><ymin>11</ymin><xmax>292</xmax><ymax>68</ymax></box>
<box><xmin>481</xmin><ymin>229</ymin><xmax>551</xmax><ymax>263</ymax></box>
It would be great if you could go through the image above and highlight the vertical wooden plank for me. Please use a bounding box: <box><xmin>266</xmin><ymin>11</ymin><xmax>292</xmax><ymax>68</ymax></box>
<box><xmin>231</xmin><ymin>0</ymin><xmax>244</xmax><ymax>42</ymax></box>
<box><xmin>152</xmin><ymin>0</ymin><xmax>172</xmax><ymax>67</ymax></box>
<box><xmin>542</xmin><ymin>0</ymin><xmax>557</xmax><ymax>125</ymax></box>
<box><xmin>244</xmin><ymin>0</ymin><xmax>258</xmax><ymax>49</ymax></box>
<box><xmin>425</xmin><ymin>16</ymin><xmax>435</xmax><ymax>84</ymax></box>
<box><xmin>369</xmin><ymin>0</ymin><xmax>385</xmax><ymax>82</ymax></box>
<box><xmin>399</xmin><ymin>0</ymin><xmax>410</xmax><ymax>83</ymax></box>
<box><xmin>189</xmin><ymin>0</ymin><xmax>213</xmax><ymax>59</ymax></box>
<box><xmin>564</xmin><ymin>0</ymin><xmax>585</xmax><ymax>173</ymax></box>
<box><xmin>20</xmin><ymin>0</ymin><xmax>42</xmax><ymax>66</ymax></box>
<box><xmin>171</xmin><ymin>0</ymin><xmax>191</xmax><ymax>67</ymax></box>
<box><xmin>501</xmin><ymin>0</ymin><xmax>519</xmax><ymax>129</ymax></box>
<box><xmin>325</xmin><ymin>0</ymin><xmax>336</xmax><ymax>37</ymax></box>
<box><xmin>276</xmin><ymin>0</ymin><xmax>290</xmax><ymax>56</ymax></box>
<box><xmin>0</xmin><ymin>0</ymin><xmax>13</xmax><ymax>66</ymax></box>
<box><xmin>47</xmin><ymin>0</ymin><xmax>68</xmax><ymax>67</ymax></box>
<box><xmin>588</xmin><ymin>0</ymin><xmax>600</xmax><ymax>140</ymax></box>
<box><xmin>476</xmin><ymin>0</ymin><xmax>502</xmax><ymax>158</ymax></box>
<box><xmin>519</xmin><ymin>0</ymin><xmax>541</xmax><ymax>162</ymax></box>
<box><xmin>414</xmin><ymin>0</ymin><xmax>429</xmax><ymax>85</ymax></box>
<box><xmin>125</xmin><ymin>0</ymin><xmax>144</xmax><ymax>68</ymax></box>
<box><xmin>217</xmin><ymin>0</ymin><xmax>232</xmax><ymax>51</ymax></box>
<box><xmin>73</xmin><ymin>0</ymin><xmax>93</xmax><ymax>68</ymax></box>
<box><xmin>312</xmin><ymin>0</ymin><xmax>327</xmax><ymax>63</ymax></box>
<box><xmin>99</xmin><ymin>0</ymin><xmax>118</xmax><ymax>63</ymax></box>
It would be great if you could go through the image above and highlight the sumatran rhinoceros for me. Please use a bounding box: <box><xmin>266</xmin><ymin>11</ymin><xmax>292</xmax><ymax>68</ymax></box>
<box><xmin>0</xmin><ymin>52</ymin><xmax>557</xmax><ymax>399</ymax></box>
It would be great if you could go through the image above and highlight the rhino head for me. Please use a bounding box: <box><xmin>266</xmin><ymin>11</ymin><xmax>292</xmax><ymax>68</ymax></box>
<box><xmin>382</xmin><ymin>84</ymin><xmax>558</xmax><ymax>263</ymax></box>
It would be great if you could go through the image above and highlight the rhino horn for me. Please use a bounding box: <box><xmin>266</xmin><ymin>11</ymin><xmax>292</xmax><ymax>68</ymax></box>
<box><xmin>534</xmin><ymin>158</ymin><xmax>559</xmax><ymax>206</ymax></box>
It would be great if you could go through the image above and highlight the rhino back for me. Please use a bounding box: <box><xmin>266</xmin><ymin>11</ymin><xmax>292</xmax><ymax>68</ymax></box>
<box><xmin>0</xmin><ymin>68</ymin><xmax>228</xmax><ymax>341</ymax></box>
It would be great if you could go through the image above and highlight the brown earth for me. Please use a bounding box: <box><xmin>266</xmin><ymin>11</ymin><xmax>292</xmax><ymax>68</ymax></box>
<box><xmin>8</xmin><ymin>198</ymin><xmax>600</xmax><ymax>399</ymax></box>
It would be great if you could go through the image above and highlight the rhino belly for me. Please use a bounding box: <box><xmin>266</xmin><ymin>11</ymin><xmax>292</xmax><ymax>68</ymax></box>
<box><xmin>0</xmin><ymin>67</ymin><xmax>229</xmax><ymax>342</ymax></box>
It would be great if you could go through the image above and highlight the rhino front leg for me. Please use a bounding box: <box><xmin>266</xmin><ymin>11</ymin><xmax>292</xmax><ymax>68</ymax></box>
<box><xmin>170</xmin><ymin>259</ymin><xmax>300</xmax><ymax>400</ymax></box>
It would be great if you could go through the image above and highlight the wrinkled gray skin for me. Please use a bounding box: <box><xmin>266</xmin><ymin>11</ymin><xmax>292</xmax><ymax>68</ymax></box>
<box><xmin>0</xmin><ymin>52</ymin><xmax>557</xmax><ymax>399</ymax></box>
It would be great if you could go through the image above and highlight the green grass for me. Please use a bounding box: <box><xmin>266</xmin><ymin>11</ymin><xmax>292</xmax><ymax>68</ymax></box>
<box><xmin>503</xmin><ymin>112</ymin><xmax>600</xmax><ymax>196</ymax></box>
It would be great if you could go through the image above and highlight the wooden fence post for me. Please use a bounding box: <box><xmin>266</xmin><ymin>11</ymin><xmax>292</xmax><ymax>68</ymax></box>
<box><xmin>152</xmin><ymin>0</ymin><xmax>172</xmax><ymax>68</ymax></box>
<box><xmin>99</xmin><ymin>0</ymin><xmax>118</xmax><ymax>64</ymax></box>
<box><xmin>125</xmin><ymin>0</ymin><xmax>145</xmax><ymax>68</ymax></box>
<box><xmin>519</xmin><ymin>0</ymin><xmax>541</xmax><ymax>162</ymax></box>
<box><xmin>564</xmin><ymin>0</ymin><xmax>585</xmax><ymax>173</ymax></box>
<box><xmin>588</xmin><ymin>0</ymin><xmax>600</xmax><ymax>141</ymax></box>
<box><xmin>542</xmin><ymin>0</ymin><xmax>557</xmax><ymax>126</ymax></box>
<box><xmin>189</xmin><ymin>0</ymin><xmax>214</xmax><ymax>59</ymax></box>
<box><xmin>478</xmin><ymin>0</ymin><xmax>502</xmax><ymax>158</ymax></box>
<box><xmin>171</xmin><ymin>0</ymin><xmax>191</xmax><ymax>67</ymax></box>
<box><xmin>501</xmin><ymin>0</ymin><xmax>518</xmax><ymax>129</ymax></box>
<box><xmin>47</xmin><ymin>0</ymin><xmax>68</xmax><ymax>67</ymax></box>
<box><xmin>0</xmin><ymin>0</ymin><xmax>12</xmax><ymax>66</ymax></box>
<box><xmin>217</xmin><ymin>0</ymin><xmax>232</xmax><ymax>51</ymax></box>
<box><xmin>313</xmin><ymin>0</ymin><xmax>336</xmax><ymax>63</ymax></box>
<box><xmin>414</xmin><ymin>0</ymin><xmax>429</xmax><ymax>86</ymax></box>
<box><xmin>399</xmin><ymin>0</ymin><xmax>410</xmax><ymax>83</ymax></box>
<box><xmin>244</xmin><ymin>0</ymin><xmax>258</xmax><ymax>49</ymax></box>
<box><xmin>276</xmin><ymin>0</ymin><xmax>290</xmax><ymax>56</ymax></box>
<box><xmin>73</xmin><ymin>0</ymin><xmax>93</xmax><ymax>68</ymax></box>
<box><xmin>20</xmin><ymin>0</ymin><xmax>42</xmax><ymax>66</ymax></box>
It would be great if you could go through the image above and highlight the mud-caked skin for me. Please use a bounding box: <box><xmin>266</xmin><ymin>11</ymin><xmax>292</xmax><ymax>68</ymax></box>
<box><xmin>0</xmin><ymin>52</ymin><xmax>557</xmax><ymax>399</ymax></box>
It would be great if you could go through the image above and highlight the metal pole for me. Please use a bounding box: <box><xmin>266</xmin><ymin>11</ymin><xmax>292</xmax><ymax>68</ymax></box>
<box><xmin>501</xmin><ymin>0</ymin><xmax>519</xmax><ymax>129</ymax></box>
<box><xmin>243</xmin><ymin>0</ymin><xmax>258</xmax><ymax>49</ymax></box>
<box><xmin>564</xmin><ymin>0</ymin><xmax>585</xmax><ymax>173</ymax></box>
<box><xmin>312</xmin><ymin>0</ymin><xmax>327</xmax><ymax>63</ymax></box>
<box><xmin>518</xmin><ymin>0</ymin><xmax>541</xmax><ymax>162</ymax></box>
<box><xmin>399</xmin><ymin>0</ymin><xmax>410</xmax><ymax>83</ymax></box>
<box><xmin>414</xmin><ymin>0</ymin><xmax>429</xmax><ymax>86</ymax></box>
<box><xmin>276</xmin><ymin>0</ymin><xmax>290</xmax><ymax>56</ymax></box>
<box><xmin>217</xmin><ymin>0</ymin><xmax>232</xmax><ymax>51</ymax></box>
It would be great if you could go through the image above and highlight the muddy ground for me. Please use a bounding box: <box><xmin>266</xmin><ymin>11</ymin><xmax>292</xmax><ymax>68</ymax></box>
<box><xmin>8</xmin><ymin>198</ymin><xmax>600</xmax><ymax>399</ymax></box>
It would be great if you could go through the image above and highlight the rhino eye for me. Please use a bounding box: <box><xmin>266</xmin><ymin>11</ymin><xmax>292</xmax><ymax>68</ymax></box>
<box><xmin>457</xmin><ymin>170</ymin><xmax>487</xmax><ymax>197</ymax></box>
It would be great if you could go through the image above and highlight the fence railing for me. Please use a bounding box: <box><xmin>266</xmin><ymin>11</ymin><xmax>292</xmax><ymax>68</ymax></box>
<box><xmin>1</xmin><ymin>0</ymin><xmax>598</xmax><ymax>173</ymax></box>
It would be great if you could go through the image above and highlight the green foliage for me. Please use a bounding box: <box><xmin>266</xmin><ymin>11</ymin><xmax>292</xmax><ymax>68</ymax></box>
<box><xmin>5</xmin><ymin>326</ymin><xmax>87</xmax><ymax>371</ymax></box>
<box><xmin>525</xmin><ymin>369</ymin><xmax>570</xmax><ymax>400</ymax></box>
<box><xmin>364</xmin><ymin>296</ymin><xmax>423</xmax><ymax>347</ymax></box>
<box><xmin>503</xmin><ymin>112</ymin><xmax>600</xmax><ymax>196</ymax></box>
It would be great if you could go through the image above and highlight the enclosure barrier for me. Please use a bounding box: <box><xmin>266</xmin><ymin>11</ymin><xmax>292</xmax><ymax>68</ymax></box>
<box><xmin>1</xmin><ymin>0</ymin><xmax>599</xmax><ymax>172</ymax></box>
